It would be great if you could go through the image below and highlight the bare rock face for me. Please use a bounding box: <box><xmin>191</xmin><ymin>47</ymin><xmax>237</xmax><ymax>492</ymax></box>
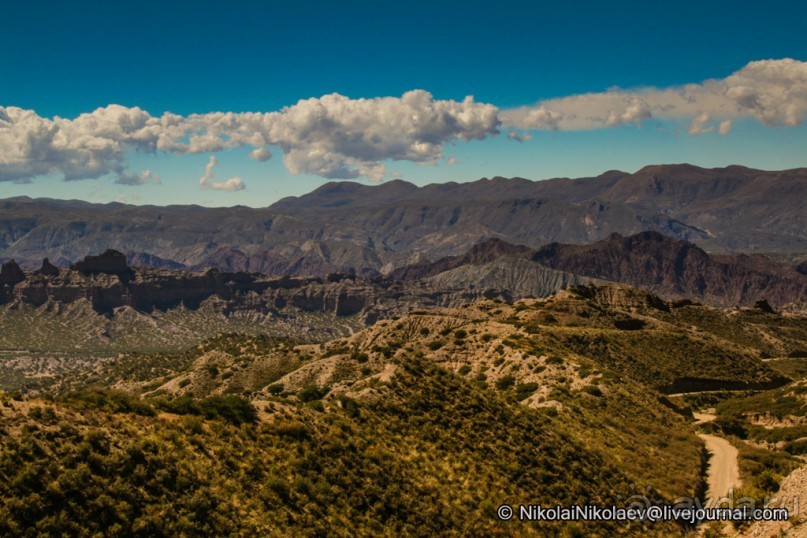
<box><xmin>0</xmin><ymin>260</ymin><xmax>25</xmax><ymax>285</ymax></box>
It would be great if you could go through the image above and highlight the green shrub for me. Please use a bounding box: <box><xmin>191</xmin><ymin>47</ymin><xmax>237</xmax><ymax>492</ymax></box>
<box><xmin>339</xmin><ymin>396</ymin><xmax>360</xmax><ymax>418</ymax></box>
<box><xmin>299</xmin><ymin>385</ymin><xmax>327</xmax><ymax>403</ymax></box>
<box><xmin>515</xmin><ymin>382</ymin><xmax>540</xmax><ymax>401</ymax></box>
<box><xmin>496</xmin><ymin>375</ymin><xmax>516</xmax><ymax>391</ymax></box>
<box><xmin>273</xmin><ymin>420</ymin><xmax>310</xmax><ymax>440</ymax></box>
<box><xmin>351</xmin><ymin>352</ymin><xmax>369</xmax><ymax>363</ymax></box>
<box><xmin>65</xmin><ymin>389</ymin><xmax>155</xmax><ymax>416</ymax></box>
<box><xmin>267</xmin><ymin>384</ymin><xmax>284</xmax><ymax>395</ymax></box>
<box><xmin>753</xmin><ymin>470</ymin><xmax>780</xmax><ymax>493</ymax></box>
<box><xmin>155</xmin><ymin>394</ymin><xmax>257</xmax><ymax>425</ymax></box>
<box><xmin>322</xmin><ymin>346</ymin><xmax>349</xmax><ymax>358</ymax></box>
<box><xmin>582</xmin><ymin>385</ymin><xmax>603</xmax><ymax>397</ymax></box>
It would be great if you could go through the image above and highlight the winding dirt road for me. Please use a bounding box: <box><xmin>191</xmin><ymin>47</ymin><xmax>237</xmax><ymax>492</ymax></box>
<box><xmin>699</xmin><ymin>433</ymin><xmax>742</xmax><ymax>506</ymax></box>
<box><xmin>694</xmin><ymin>411</ymin><xmax>742</xmax><ymax>507</ymax></box>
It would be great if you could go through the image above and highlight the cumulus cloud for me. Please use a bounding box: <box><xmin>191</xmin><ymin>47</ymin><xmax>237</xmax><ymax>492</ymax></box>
<box><xmin>115</xmin><ymin>169</ymin><xmax>160</xmax><ymax>186</ymax></box>
<box><xmin>446</xmin><ymin>156</ymin><xmax>459</xmax><ymax>166</ymax></box>
<box><xmin>688</xmin><ymin>112</ymin><xmax>715</xmax><ymax>135</ymax></box>
<box><xmin>0</xmin><ymin>91</ymin><xmax>499</xmax><ymax>184</ymax></box>
<box><xmin>265</xmin><ymin>91</ymin><xmax>499</xmax><ymax>179</ymax></box>
<box><xmin>249</xmin><ymin>147</ymin><xmax>273</xmax><ymax>161</ymax></box>
<box><xmin>507</xmin><ymin>130</ymin><xmax>533</xmax><ymax>142</ymax></box>
<box><xmin>502</xmin><ymin>58</ymin><xmax>807</xmax><ymax>133</ymax></box>
<box><xmin>198</xmin><ymin>156</ymin><xmax>246</xmax><ymax>192</ymax></box>
<box><xmin>2</xmin><ymin>60</ymin><xmax>804</xmax><ymax>184</ymax></box>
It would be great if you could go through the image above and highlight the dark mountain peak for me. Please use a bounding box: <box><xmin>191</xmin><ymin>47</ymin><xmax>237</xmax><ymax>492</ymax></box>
<box><xmin>635</xmin><ymin>163</ymin><xmax>703</xmax><ymax>174</ymax></box>
<box><xmin>546</xmin><ymin>230</ymin><xmax>705</xmax><ymax>258</ymax></box>
<box><xmin>623</xmin><ymin>230</ymin><xmax>682</xmax><ymax>245</ymax></box>
<box><xmin>466</xmin><ymin>237</ymin><xmax>534</xmax><ymax>260</ymax></box>
<box><xmin>0</xmin><ymin>259</ymin><xmax>26</xmax><ymax>285</ymax></box>
<box><xmin>35</xmin><ymin>258</ymin><xmax>60</xmax><ymax>277</ymax></box>
<box><xmin>270</xmin><ymin>179</ymin><xmax>419</xmax><ymax>210</ymax></box>
<box><xmin>313</xmin><ymin>181</ymin><xmax>365</xmax><ymax>194</ymax></box>
<box><xmin>73</xmin><ymin>249</ymin><xmax>133</xmax><ymax>277</ymax></box>
<box><xmin>753</xmin><ymin>299</ymin><xmax>776</xmax><ymax>313</ymax></box>
<box><xmin>390</xmin><ymin>229</ymin><xmax>806</xmax><ymax>307</ymax></box>
<box><xmin>632</xmin><ymin>163</ymin><xmax>765</xmax><ymax>182</ymax></box>
<box><xmin>599</xmin><ymin>169</ymin><xmax>629</xmax><ymax>177</ymax></box>
<box><xmin>390</xmin><ymin>237</ymin><xmax>535</xmax><ymax>281</ymax></box>
<box><xmin>127</xmin><ymin>252</ymin><xmax>185</xmax><ymax>270</ymax></box>
<box><xmin>532</xmin><ymin>233</ymin><xmax>805</xmax><ymax>306</ymax></box>
<box><xmin>721</xmin><ymin>164</ymin><xmax>754</xmax><ymax>173</ymax></box>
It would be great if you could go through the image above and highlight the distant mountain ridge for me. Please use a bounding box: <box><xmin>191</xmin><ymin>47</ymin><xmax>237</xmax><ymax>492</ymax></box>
<box><xmin>392</xmin><ymin>232</ymin><xmax>807</xmax><ymax>308</ymax></box>
<box><xmin>1</xmin><ymin>164</ymin><xmax>805</xmax><ymax>275</ymax></box>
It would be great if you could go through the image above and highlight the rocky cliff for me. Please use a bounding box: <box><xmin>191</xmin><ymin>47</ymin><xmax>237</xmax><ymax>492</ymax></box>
<box><xmin>0</xmin><ymin>250</ymin><xmax>516</xmax><ymax>324</ymax></box>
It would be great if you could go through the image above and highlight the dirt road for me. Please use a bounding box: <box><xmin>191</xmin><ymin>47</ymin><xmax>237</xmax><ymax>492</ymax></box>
<box><xmin>699</xmin><ymin>433</ymin><xmax>742</xmax><ymax>507</ymax></box>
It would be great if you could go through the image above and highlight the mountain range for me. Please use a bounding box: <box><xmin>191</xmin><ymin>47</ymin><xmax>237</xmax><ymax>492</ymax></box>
<box><xmin>1</xmin><ymin>164</ymin><xmax>805</xmax><ymax>277</ymax></box>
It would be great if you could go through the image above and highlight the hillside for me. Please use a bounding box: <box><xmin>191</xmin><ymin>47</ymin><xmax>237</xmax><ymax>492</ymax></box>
<box><xmin>52</xmin><ymin>287</ymin><xmax>806</xmax><ymax>492</ymax></box>
<box><xmin>2</xmin><ymin>283</ymin><xmax>806</xmax><ymax>535</ymax></box>
<box><xmin>0</xmin><ymin>355</ymin><xmax>681</xmax><ymax>536</ymax></box>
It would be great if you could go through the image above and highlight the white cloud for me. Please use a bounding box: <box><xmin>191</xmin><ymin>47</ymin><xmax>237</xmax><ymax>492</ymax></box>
<box><xmin>507</xmin><ymin>131</ymin><xmax>533</xmax><ymax>142</ymax></box>
<box><xmin>249</xmin><ymin>147</ymin><xmax>273</xmax><ymax>161</ymax></box>
<box><xmin>688</xmin><ymin>112</ymin><xmax>714</xmax><ymax>135</ymax></box>
<box><xmin>115</xmin><ymin>169</ymin><xmax>160</xmax><ymax>186</ymax></box>
<box><xmin>0</xmin><ymin>91</ymin><xmax>499</xmax><ymax>183</ymax></box>
<box><xmin>265</xmin><ymin>91</ymin><xmax>499</xmax><ymax>179</ymax></box>
<box><xmin>198</xmin><ymin>156</ymin><xmax>246</xmax><ymax>192</ymax></box>
<box><xmin>446</xmin><ymin>156</ymin><xmax>459</xmax><ymax>166</ymax></box>
<box><xmin>502</xmin><ymin>58</ymin><xmax>807</xmax><ymax>134</ymax></box>
<box><xmin>1</xmin><ymin>60</ymin><xmax>804</xmax><ymax>184</ymax></box>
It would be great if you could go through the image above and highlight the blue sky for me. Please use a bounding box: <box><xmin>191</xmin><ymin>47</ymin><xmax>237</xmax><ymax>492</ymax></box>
<box><xmin>1</xmin><ymin>0</ymin><xmax>806</xmax><ymax>206</ymax></box>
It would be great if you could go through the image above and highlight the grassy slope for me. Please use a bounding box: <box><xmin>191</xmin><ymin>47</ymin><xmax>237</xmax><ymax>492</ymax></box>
<box><xmin>0</xmin><ymin>357</ymin><xmax>680</xmax><ymax>537</ymax></box>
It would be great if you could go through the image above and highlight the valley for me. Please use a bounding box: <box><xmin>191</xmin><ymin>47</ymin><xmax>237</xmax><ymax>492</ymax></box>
<box><xmin>2</xmin><ymin>165</ymin><xmax>806</xmax><ymax>536</ymax></box>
